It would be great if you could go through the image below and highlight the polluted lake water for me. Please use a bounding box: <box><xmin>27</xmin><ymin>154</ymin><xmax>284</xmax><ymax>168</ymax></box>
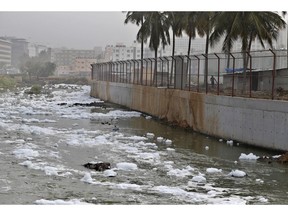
<box><xmin>1</xmin><ymin>84</ymin><xmax>288</xmax><ymax>205</ymax></box>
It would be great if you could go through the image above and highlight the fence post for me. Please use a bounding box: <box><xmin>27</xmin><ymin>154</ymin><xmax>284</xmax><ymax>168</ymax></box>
<box><xmin>122</xmin><ymin>61</ymin><xmax>127</xmax><ymax>83</ymax></box>
<box><xmin>164</xmin><ymin>56</ymin><xmax>170</xmax><ymax>88</ymax></box>
<box><xmin>147</xmin><ymin>58</ymin><xmax>153</xmax><ymax>86</ymax></box>
<box><xmin>185</xmin><ymin>55</ymin><xmax>191</xmax><ymax>91</ymax></box>
<box><xmin>214</xmin><ymin>53</ymin><xmax>221</xmax><ymax>95</ymax></box>
<box><xmin>194</xmin><ymin>55</ymin><xmax>200</xmax><ymax>92</ymax></box>
<box><xmin>269</xmin><ymin>49</ymin><xmax>276</xmax><ymax>100</ymax></box>
<box><xmin>128</xmin><ymin>60</ymin><xmax>132</xmax><ymax>84</ymax></box>
<box><xmin>136</xmin><ymin>60</ymin><xmax>140</xmax><ymax>84</ymax></box>
<box><xmin>159</xmin><ymin>57</ymin><xmax>164</xmax><ymax>86</ymax></box>
<box><xmin>176</xmin><ymin>55</ymin><xmax>185</xmax><ymax>90</ymax></box>
<box><xmin>171</xmin><ymin>56</ymin><xmax>176</xmax><ymax>89</ymax></box>
<box><xmin>141</xmin><ymin>58</ymin><xmax>143</xmax><ymax>85</ymax></box>
<box><xmin>133</xmin><ymin>60</ymin><xmax>137</xmax><ymax>84</ymax></box>
<box><xmin>143</xmin><ymin>59</ymin><xmax>148</xmax><ymax>86</ymax></box>
<box><xmin>230</xmin><ymin>53</ymin><xmax>235</xmax><ymax>97</ymax></box>
<box><xmin>202</xmin><ymin>54</ymin><xmax>208</xmax><ymax>94</ymax></box>
<box><xmin>107</xmin><ymin>62</ymin><xmax>110</xmax><ymax>82</ymax></box>
<box><xmin>246</xmin><ymin>51</ymin><xmax>252</xmax><ymax>98</ymax></box>
<box><xmin>119</xmin><ymin>61</ymin><xmax>122</xmax><ymax>83</ymax></box>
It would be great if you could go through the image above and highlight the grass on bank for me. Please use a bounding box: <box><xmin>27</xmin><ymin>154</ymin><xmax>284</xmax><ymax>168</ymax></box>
<box><xmin>0</xmin><ymin>76</ymin><xmax>17</xmax><ymax>89</ymax></box>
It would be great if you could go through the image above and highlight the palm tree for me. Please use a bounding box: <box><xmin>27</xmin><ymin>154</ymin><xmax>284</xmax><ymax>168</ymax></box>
<box><xmin>210</xmin><ymin>12</ymin><xmax>237</xmax><ymax>69</ymax></box>
<box><xmin>165</xmin><ymin>12</ymin><xmax>184</xmax><ymax>57</ymax></box>
<box><xmin>195</xmin><ymin>12</ymin><xmax>215</xmax><ymax>86</ymax></box>
<box><xmin>280</xmin><ymin>11</ymin><xmax>287</xmax><ymax>67</ymax></box>
<box><xmin>183</xmin><ymin>12</ymin><xmax>200</xmax><ymax>56</ymax></box>
<box><xmin>165</xmin><ymin>12</ymin><xmax>185</xmax><ymax>84</ymax></box>
<box><xmin>211</xmin><ymin>12</ymin><xmax>286</xmax><ymax>92</ymax></box>
<box><xmin>124</xmin><ymin>12</ymin><xmax>147</xmax><ymax>83</ymax></box>
<box><xmin>140</xmin><ymin>12</ymin><xmax>170</xmax><ymax>84</ymax></box>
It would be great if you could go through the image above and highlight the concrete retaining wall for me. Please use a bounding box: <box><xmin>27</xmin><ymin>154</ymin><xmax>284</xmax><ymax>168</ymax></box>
<box><xmin>91</xmin><ymin>80</ymin><xmax>288</xmax><ymax>151</ymax></box>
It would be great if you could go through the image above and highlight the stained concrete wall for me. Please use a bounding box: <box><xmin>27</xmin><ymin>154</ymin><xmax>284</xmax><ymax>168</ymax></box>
<box><xmin>91</xmin><ymin>80</ymin><xmax>288</xmax><ymax>151</ymax></box>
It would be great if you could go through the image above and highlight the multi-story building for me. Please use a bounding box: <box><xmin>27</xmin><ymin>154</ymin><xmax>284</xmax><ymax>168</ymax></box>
<box><xmin>52</xmin><ymin>47</ymin><xmax>102</xmax><ymax>77</ymax></box>
<box><xmin>2</xmin><ymin>37</ymin><xmax>29</xmax><ymax>68</ymax></box>
<box><xmin>100</xmin><ymin>45</ymin><xmax>114</xmax><ymax>62</ymax></box>
<box><xmin>52</xmin><ymin>47</ymin><xmax>102</xmax><ymax>66</ymax></box>
<box><xmin>71</xmin><ymin>57</ymin><xmax>97</xmax><ymax>78</ymax></box>
<box><xmin>28</xmin><ymin>43</ymin><xmax>50</xmax><ymax>57</ymax></box>
<box><xmin>55</xmin><ymin>65</ymin><xmax>73</xmax><ymax>77</ymax></box>
<box><xmin>0</xmin><ymin>39</ymin><xmax>12</xmax><ymax>69</ymax></box>
<box><xmin>111</xmin><ymin>42</ymin><xmax>141</xmax><ymax>61</ymax></box>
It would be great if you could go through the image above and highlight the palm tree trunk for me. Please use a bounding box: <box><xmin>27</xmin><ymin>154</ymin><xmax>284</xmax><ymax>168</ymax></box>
<box><xmin>204</xmin><ymin>30</ymin><xmax>209</xmax><ymax>87</ymax></box>
<box><xmin>241</xmin><ymin>33</ymin><xmax>253</xmax><ymax>94</ymax></box>
<box><xmin>226</xmin><ymin>43</ymin><xmax>231</xmax><ymax>69</ymax></box>
<box><xmin>172</xmin><ymin>32</ymin><xmax>175</xmax><ymax>57</ymax></box>
<box><xmin>187</xmin><ymin>35</ymin><xmax>192</xmax><ymax>56</ymax></box>
<box><xmin>226</xmin><ymin>53</ymin><xmax>230</xmax><ymax>69</ymax></box>
<box><xmin>154</xmin><ymin>49</ymin><xmax>158</xmax><ymax>85</ymax></box>
<box><xmin>244</xmin><ymin>33</ymin><xmax>253</xmax><ymax>70</ymax></box>
<box><xmin>242</xmin><ymin>51</ymin><xmax>247</xmax><ymax>94</ymax></box>
<box><xmin>169</xmin><ymin>32</ymin><xmax>176</xmax><ymax>85</ymax></box>
<box><xmin>140</xmin><ymin>18</ymin><xmax>144</xmax><ymax>84</ymax></box>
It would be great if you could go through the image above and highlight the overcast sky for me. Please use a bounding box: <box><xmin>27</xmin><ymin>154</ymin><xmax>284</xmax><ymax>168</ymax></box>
<box><xmin>0</xmin><ymin>11</ymin><xmax>140</xmax><ymax>49</ymax></box>
<box><xmin>1</xmin><ymin>0</ymin><xmax>285</xmax><ymax>50</ymax></box>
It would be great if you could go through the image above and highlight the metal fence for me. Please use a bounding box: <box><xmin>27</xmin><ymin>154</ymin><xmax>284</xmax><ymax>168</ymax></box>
<box><xmin>91</xmin><ymin>49</ymin><xmax>288</xmax><ymax>100</ymax></box>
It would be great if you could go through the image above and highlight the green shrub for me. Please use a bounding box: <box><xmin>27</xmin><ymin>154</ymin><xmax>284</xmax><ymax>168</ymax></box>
<box><xmin>25</xmin><ymin>84</ymin><xmax>42</xmax><ymax>94</ymax></box>
<box><xmin>0</xmin><ymin>76</ymin><xmax>16</xmax><ymax>89</ymax></box>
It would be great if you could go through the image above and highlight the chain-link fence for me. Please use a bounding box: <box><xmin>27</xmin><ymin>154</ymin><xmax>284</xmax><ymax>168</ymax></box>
<box><xmin>92</xmin><ymin>49</ymin><xmax>288</xmax><ymax>100</ymax></box>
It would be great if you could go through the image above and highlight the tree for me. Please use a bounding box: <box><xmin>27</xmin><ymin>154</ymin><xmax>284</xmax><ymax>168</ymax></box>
<box><xmin>210</xmin><ymin>12</ymin><xmax>237</xmax><ymax>69</ymax></box>
<box><xmin>23</xmin><ymin>58</ymin><xmax>41</xmax><ymax>80</ymax></box>
<box><xmin>165</xmin><ymin>12</ymin><xmax>184</xmax><ymax>57</ymax></box>
<box><xmin>140</xmin><ymin>12</ymin><xmax>170</xmax><ymax>83</ymax></box>
<box><xmin>20</xmin><ymin>56</ymin><xmax>56</xmax><ymax>80</ymax></box>
<box><xmin>280</xmin><ymin>11</ymin><xmax>288</xmax><ymax>67</ymax></box>
<box><xmin>210</xmin><ymin>12</ymin><xmax>286</xmax><ymax>92</ymax></box>
<box><xmin>195</xmin><ymin>12</ymin><xmax>215</xmax><ymax>86</ymax></box>
<box><xmin>183</xmin><ymin>12</ymin><xmax>203</xmax><ymax>56</ymax></box>
<box><xmin>124</xmin><ymin>12</ymin><xmax>148</xmax><ymax>83</ymax></box>
<box><xmin>165</xmin><ymin>12</ymin><xmax>185</xmax><ymax>83</ymax></box>
<box><xmin>39</xmin><ymin>62</ymin><xmax>56</xmax><ymax>77</ymax></box>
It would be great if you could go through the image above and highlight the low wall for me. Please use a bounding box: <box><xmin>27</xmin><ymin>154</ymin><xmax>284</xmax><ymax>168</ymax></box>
<box><xmin>91</xmin><ymin>80</ymin><xmax>288</xmax><ymax>151</ymax></box>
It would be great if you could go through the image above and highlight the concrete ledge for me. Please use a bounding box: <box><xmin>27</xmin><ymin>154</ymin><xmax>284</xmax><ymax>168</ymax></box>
<box><xmin>91</xmin><ymin>80</ymin><xmax>288</xmax><ymax>151</ymax></box>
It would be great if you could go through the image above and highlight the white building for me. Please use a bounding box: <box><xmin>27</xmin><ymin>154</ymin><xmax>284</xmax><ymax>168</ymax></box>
<box><xmin>101</xmin><ymin>29</ymin><xmax>287</xmax><ymax>64</ymax></box>
<box><xmin>0</xmin><ymin>39</ymin><xmax>12</xmax><ymax>68</ymax></box>
<box><xmin>52</xmin><ymin>47</ymin><xmax>102</xmax><ymax>66</ymax></box>
<box><xmin>111</xmin><ymin>42</ymin><xmax>141</xmax><ymax>61</ymax></box>
<box><xmin>28</xmin><ymin>43</ymin><xmax>49</xmax><ymax>57</ymax></box>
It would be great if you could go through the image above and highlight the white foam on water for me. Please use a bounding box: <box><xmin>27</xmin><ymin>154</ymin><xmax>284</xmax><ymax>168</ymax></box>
<box><xmin>239</xmin><ymin>153</ymin><xmax>259</xmax><ymax>160</ymax></box>
<box><xmin>12</xmin><ymin>148</ymin><xmax>39</xmax><ymax>159</ymax></box>
<box><xmin>167</xmin><ymin>165</ymin><xmax>195</xmax><ymax>178</ymax></box>
<box><xmin>206</xmin><ymin>168</ymin><xmax>222</xmax><ymax>174</ymax></box>
<box><xmin>116</xmin><ymin>162</ymin><xmax>138</xmax><ymax>171</ymax></box>
<box><xmin>228</xmin><ymin>169</ymin><xmax>247</xmax><ymax>178</ymax></box>
<box><xmin>103</xmin><ymin>169</ymin><xmax>117</xmax><ymax>177</ymax></box>
<box><xmin>191</xmin><ymin>175</ymin><xmax>207</xmax><ymax>183</ymax></box>
<box><xmin>34</xmin><ymin>198</ymin><xmax>90</xmax><ymax>205</ymax></box>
